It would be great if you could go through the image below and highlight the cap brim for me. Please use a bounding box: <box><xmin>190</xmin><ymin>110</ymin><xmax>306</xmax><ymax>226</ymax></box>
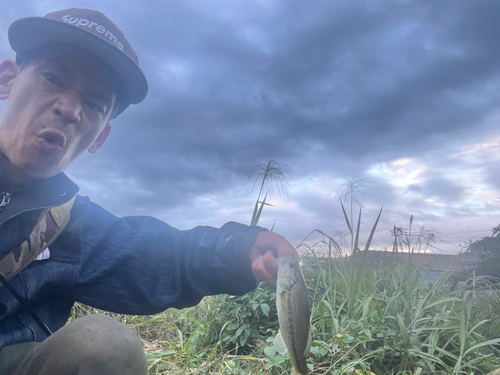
<box><xmin>8</xmin><ymin>17</ymin><xmax>148</xmax><ymax>107</ymax></box>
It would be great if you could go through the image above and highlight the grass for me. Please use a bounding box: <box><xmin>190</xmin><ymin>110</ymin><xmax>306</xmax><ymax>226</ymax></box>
<box><xmin>70</xmin><ymin>165</ymin><xmax>500</xmax><ymax>374</ymax></box>
<box><xmin>70</xmin><ymin>253</ymin><xmax>500</xmax><ymax>374</ymax></box>
<box><xmin>70</xmin><ymin>237</ymin><xmax>500</xmax><ymax>374</ymax></box>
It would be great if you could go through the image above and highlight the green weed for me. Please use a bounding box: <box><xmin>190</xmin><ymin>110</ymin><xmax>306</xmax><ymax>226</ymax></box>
<box><xmin>70</xmin><ymin>171</ymin><xmax>500</xmax><ymax>374</ymax></box>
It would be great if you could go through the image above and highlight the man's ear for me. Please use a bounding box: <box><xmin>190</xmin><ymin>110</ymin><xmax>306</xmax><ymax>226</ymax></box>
<box><xmin>88</xmin><ymin>123</ymin><xmax>112</xmax><ymax>154</ymax></box>
<box><xmin>0</xmin><ymin>59</ymin><xmax>19</xmax><ymax>100</ymax></box>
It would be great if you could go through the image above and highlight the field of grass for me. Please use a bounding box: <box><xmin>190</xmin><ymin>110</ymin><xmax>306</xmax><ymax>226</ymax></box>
<box><xmin>72</xmin><ymin>168</ymin><xmax>500</xmax><ymax>374</ymax></box>
<box><xmin>71</xmin><ymin>250</ymin><xmax>500</xmax><ymax>374</ymax></box>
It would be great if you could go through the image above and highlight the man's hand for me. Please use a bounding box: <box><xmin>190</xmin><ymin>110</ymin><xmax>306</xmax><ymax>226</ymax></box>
<box><xmin>249</xmin><ymin>231</ymin><xmax>299</xmax><ymax>284</ymax></box>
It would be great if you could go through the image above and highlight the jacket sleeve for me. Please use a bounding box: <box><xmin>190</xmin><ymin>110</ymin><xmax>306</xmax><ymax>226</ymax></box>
<box><xmin>70</xmin><ymin>196</ymin><xmax>267</xmax><ymax>315</ymax></box>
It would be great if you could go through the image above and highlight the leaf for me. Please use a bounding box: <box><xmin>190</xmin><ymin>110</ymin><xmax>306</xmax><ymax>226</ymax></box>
<box><xmin>260</xmin><ymin>303</ymin><xmax>270</xmax><ymax>317</ymax></box>
<box><xmin>425</xmin><ymin>297</ymin><xmax>462</xmax><ymax>310</ymax></box>
<box><xmin>463</xmin><ymin>338</ymin><xmax>500</xmax><ymax>357</ymax></box>
<box><xmin>264</xmin><ymin>346</ymin><xmax>276</xmax><ymax>358</ymax></box>
<box><xmin>340</xmin><ymin>201</ymin><xmax>353</xmax><ymax>235</ymax></box>
<box><xmin>363</xmin><ymin>206</ymin><xmax>383</xmax><ymax>251</ymax></box>
<box><xmin>353</xmin><ymin>207</ymin><xmax>362</xmax><ymax>254</ymax></box>
<box><xmin>146</xmin><ymin>349</ymin><xmax>176</xmax><ymax>357</ymax></box>
<box><xmin>250</xmin><ymin>200</ymin><xmax>260</xmax><ymax>226</ymax></box>
<box><xmin>397</xmin><ymin>314</ymin><xmax>410</xmax><ymax>347</ymax></box>
<box><xmin>239</xmin><ymin>336</ymin><xmax>247</xmax><ymax>346</ymax></box>
<box><xmin>235</xmin><ymin>325</ymin><xmax>245</xmax><ymax>337</ymax></box>
<box><xmin>362</xmin><ymin>296</ymin><xmax>373</xmax><ymax>317</ymax></box>
<box><xmin>251</xmin><ymin>194</ymin><xmax>269</xmax><ymax>226</ymax></box>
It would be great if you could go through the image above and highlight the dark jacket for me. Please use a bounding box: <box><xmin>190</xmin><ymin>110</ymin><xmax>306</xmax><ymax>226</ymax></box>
<box><xmin>0</xmin><ymin>172</ymin><xmax>265</xmax><ymax>350</ymax></box>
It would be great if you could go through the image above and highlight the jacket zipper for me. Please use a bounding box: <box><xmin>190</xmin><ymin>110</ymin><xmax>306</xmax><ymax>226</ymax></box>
<box><xmin>0</xmin><ymin>182</ymin><xmax>41</xmax><ymax>217</ymax></box>
<box><xmin>0</xmin><ymin>192</ymin><xmax>11</xmax><ymax>213</ymax></box>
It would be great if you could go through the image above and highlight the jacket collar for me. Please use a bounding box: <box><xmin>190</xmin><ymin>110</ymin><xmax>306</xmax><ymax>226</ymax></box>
<box><xmin>0</xmin><ymin>172</ymin><xmax>79</xmax><ymax>226</ymax></box>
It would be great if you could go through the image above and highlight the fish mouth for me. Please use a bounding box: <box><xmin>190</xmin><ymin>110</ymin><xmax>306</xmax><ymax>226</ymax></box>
<box><xmin>37</xmin><ymin>129</ymin><xmax>67</xmax><ymax>149</ymax></box>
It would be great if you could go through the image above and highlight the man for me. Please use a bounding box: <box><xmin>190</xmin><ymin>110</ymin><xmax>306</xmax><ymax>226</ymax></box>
<box><xmin>0</xmin><ymin>8</ymin><xmax>298</xmax><ymax>375</ymax></box>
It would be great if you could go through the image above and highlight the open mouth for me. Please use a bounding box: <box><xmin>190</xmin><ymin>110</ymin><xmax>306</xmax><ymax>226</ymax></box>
<box><xmin>37</xmin><ymin>129</ymin><xmax>67</xmax><ymax>154</ymax></box>
<box><xmin>38</xmin><ymin>130</ymin><xmax>66</xmax><ymax>149</ymax></box>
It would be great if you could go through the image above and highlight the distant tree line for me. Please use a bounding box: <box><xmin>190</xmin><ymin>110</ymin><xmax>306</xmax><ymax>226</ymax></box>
<box><xmin>465</xmin><ymin>224</ymin><xmax>500</xmax><ymax>282</ymax></box>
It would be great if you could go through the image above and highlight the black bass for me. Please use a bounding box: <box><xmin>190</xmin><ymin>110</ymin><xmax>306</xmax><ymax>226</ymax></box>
<box><xmin>274</xmin><ymin>254</ymin><xmax>311</xmax><ymax>375</ymax></box>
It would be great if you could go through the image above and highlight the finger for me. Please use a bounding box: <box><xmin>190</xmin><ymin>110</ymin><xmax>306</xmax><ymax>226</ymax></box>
<box><xmin>253</xmin><ymin>232</ymin><xmax>299</xmax><ymax>260</ymax></box>
<box><xmin>251</xmin><ymin>255</ymin><xmax>276</xmax><ymax>284</ymax></box>
<box><xmin>262</xmin><ymin>250</ymin><xmax>278</xmax><ymax>282</ymax></box>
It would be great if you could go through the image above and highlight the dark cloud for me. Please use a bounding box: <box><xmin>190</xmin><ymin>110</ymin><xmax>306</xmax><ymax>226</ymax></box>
<box><xmin>117</xmin><ymin>0</ymin><xmax>500</xmax><ymax>175</ymax></box>
<box><xmin>2</xmin><ymin>1</ymin><xmax>500</xmax><ymax>252</ymax></box>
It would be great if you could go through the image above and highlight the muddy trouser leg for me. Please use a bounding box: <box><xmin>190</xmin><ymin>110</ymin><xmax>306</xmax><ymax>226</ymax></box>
<box><xmin>0</xmin><ymin>314</ymin><xmax>148</xmax><ymax>375</ymax></box>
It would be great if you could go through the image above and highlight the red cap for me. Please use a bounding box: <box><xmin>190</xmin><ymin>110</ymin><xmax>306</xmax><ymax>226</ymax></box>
<box><xmin>8</xmin><ymin>8</ymin><xmax>148</xmax><ymax>117</ymax></box>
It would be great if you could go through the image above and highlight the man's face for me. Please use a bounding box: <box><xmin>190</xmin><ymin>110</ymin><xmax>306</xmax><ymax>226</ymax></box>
<box><xmin>0</xmin><ymin>45</ymin><xmax>118</xmax><ymax>181</ymax></box>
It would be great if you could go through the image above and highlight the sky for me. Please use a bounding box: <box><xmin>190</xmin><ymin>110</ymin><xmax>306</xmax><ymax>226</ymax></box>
<box><xmin>1</xmin><ymin>0</ymin><xmax>500</xmax><ymax>255</ymax></box>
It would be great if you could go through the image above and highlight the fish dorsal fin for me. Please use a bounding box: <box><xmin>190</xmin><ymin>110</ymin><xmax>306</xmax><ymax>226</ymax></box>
<box><xmin>303</xmin><ymin>326</ymin><xmax>312</xmax><ymax>357</ymax></box>
<box><xmin>274</xmin><ymin>330</ymin><xmax>288</xmax><ymax>354</ymax></box>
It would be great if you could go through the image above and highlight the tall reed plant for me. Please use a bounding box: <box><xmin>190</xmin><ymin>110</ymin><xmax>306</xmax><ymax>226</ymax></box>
<box><xmin>297</xmin><ymin>198</ymin><xmax>500</xmax><ymax>374</ymax></box>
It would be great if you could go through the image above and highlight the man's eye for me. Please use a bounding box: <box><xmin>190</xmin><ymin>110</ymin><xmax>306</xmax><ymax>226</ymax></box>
<box><xmin>43</xmin><ymin>72</ymin><xmax>63</xmax><ymax>86</ymax></box>
<box><xmin>86</xmin><ymin>101</ymin><xmax>105</xmax><ymax>114</ymax></box>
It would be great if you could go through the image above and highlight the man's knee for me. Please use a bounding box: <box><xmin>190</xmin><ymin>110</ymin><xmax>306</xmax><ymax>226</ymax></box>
<box><xmin>54</xmin><ymin>314</ymin><xmax>144</xmax><ymax>354</ymax></box>
<box><xmin>40</xmin><ymin>314</ymin><xmax>147</xmax><ymax>375</ymax></box>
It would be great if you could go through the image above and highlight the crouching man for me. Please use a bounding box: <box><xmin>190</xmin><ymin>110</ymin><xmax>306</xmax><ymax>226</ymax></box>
<box><xmin>0</xmin><ymin>8</ymin><xmax>298</xmax><ymax>375</ymax></box>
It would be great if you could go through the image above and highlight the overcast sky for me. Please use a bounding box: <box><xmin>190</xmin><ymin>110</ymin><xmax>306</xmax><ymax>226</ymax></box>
<box><xmin>1</xmin><ymin>0</ymin><xmax>500</xmax><ymax>254</ymax></box>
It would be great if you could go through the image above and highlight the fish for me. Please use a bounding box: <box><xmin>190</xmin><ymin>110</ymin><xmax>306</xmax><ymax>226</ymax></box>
<box><xmin>274</xmin><ymin>253</ymin><xmax>311</xmax><ymax>375</ymax></box>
